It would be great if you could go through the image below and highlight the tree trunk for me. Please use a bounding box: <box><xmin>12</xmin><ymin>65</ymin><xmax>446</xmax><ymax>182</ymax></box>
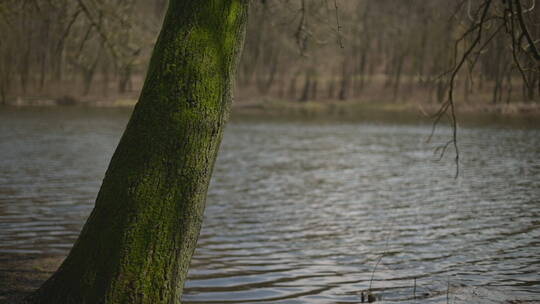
<box><xmin>299</xmin><ymin>69</ymin><xmax>312</xmax><ymax>102</ymax></box>
<box><xmin>392</xmin><ymin>53</ymin><xmax>405</xmax><ymax>101</ymax></box>
<box><xmin>338</xmin><ymin>60</ymin><xmax>350</xmax><ymax>101</ymax></box>
<box><xmin>26</xmin><ymin>1</ymin><xmax>248</xmax><ymax>303</ymax></box>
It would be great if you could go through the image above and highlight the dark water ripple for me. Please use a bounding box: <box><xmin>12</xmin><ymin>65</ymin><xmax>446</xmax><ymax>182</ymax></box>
<box><xmin>0</xmin><ymin>108</ymin><xmax>539</xmax><ymax>303</ymax></box>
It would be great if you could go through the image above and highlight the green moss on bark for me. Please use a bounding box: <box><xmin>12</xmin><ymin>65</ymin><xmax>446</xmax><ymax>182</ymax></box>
<box><xmin>26</xmin><ymin>1</ymin><xmax>249</xmax><ymax>303</ymax></box>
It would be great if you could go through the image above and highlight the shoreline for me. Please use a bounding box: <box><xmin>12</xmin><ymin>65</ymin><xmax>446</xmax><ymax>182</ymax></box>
<box><xmin>2</xmin><ymin>97</ymin><xmax>540</xmax><ymax>118</ymax></box>
<box><xmin>0</xmin><ymin>252</ymin><xmax>535</xmax><ymax>304</ymax></box>
<box><xmin>232</xmin><ymin>99</ymin><xmax>540</xmax><ymax>118</ymax></box>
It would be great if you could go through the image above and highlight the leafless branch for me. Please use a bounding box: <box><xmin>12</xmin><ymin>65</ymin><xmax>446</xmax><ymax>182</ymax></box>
<box><xmin>433</xmin><ymin>0</ymin><xmax>493</xmax><ymax>178</ymax></box>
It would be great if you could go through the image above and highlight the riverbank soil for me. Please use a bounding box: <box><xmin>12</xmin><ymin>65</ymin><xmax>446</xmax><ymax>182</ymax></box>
<box><xmin>0</xmin><ymin>254</ymin><xmax>62</xmax><ymax>303</ymax></box>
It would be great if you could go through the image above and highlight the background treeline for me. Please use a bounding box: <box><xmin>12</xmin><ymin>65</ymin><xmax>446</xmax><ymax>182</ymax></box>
<box><xmin>0</xmin><ymin>0</ymin><xmax>539</xmax><ymax>105</ymax></box>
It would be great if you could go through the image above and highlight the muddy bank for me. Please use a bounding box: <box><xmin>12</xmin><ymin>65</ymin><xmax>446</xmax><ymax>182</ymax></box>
<box><xmin>4</xmin><ymin>96</ymin><xmax>540</xmax><ymax>118</ymax></box>
<box><xmin>0</xmin><ymin>254</ymin><xmax>63</xmax><ymax>303</ymax></box>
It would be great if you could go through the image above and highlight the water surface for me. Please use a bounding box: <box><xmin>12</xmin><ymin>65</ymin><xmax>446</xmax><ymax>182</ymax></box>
<box><xmin>0</xmin><ymin>107</ymin><xmax>539</xmax><ymax>303</ymax></box>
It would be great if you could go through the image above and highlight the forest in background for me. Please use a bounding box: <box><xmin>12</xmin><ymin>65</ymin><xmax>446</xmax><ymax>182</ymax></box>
<box><xmin>0</xmin><ymin>0</ymin><xmax>539</xmax><ymax>108</ymax></box>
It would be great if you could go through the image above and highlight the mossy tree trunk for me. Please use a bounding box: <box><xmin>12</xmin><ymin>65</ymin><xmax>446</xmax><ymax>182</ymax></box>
<box><xmin>26</xmin><ymin>1</ymin><xmax>249</xmax><ymax>303</ymax></box>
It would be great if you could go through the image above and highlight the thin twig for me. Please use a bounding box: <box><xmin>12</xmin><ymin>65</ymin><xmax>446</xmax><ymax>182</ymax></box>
<box><xmin>413</xmin><ymin>277</ymin><xmax>417</xmax><ymax>302</ymax></box>
<box><xmin>368</xmin><ymin>229</ymin><xmax>393</xmax><ymax>291</ymax></box>
<box><xmin>446</xmin><ymin>277</ymin><xmax>450</xmax><ymax>304</ymax></box>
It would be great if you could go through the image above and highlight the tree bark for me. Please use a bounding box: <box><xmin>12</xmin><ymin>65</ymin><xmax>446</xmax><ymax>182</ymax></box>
<box><xmin>26</xmin><ymin>1</ymin><xmax>248</xmax><ymax>303</ymax></box>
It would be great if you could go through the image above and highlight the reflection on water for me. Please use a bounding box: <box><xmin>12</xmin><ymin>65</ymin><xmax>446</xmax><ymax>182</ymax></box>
<box><xmin>0</xmin><ymin>107</ymin><xmax>539</xmax><ymax>303</ymax></box>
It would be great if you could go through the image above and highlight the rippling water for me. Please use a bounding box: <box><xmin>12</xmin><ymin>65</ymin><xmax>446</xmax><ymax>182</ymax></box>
<box><xmin>0</xmin><ymin>107</ymin><xmax>539</xmax><ymax>303</ymax></box>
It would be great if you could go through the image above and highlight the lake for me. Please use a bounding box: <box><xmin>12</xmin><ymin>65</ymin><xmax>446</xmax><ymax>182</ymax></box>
<box><xmin>0</xmin><ymin>107</ymin><xmax>539</xmax><ymax>303</ymax></box>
